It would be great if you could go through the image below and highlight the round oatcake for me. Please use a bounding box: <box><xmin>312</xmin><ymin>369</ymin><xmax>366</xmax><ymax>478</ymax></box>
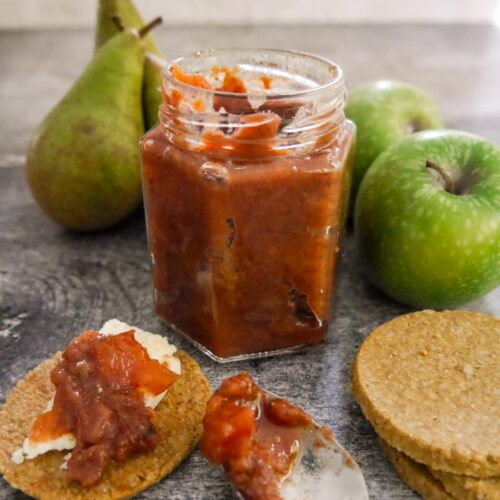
<box><xmin>382</xmin><ymin>439</ymin><xmax>500</xmax><ymax>500</ymax></box>
<box><xmin>379</xmin><ymin>439</ymin><xmax>453</xmax><ymax>500</ymax></box>
<box><xmin>352</xmin><ymin>310</ymin><xmax>500</xmax><ymax>478</ymax></box>
<box><xmin>430</xmin><ymin>466</ymin><xmax>500</xmax><ymax>500</ymax></box>
<box><xmin>0</xmin><ymin>350</ymin><xmax>211</xmax><ymax>499</ymax></box>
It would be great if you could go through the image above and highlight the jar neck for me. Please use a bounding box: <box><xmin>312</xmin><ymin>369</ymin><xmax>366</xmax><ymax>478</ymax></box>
<box><xmin>159</xmin><ymin>50</ymin><xmax>347</xmax><ymax>159</ymax></box>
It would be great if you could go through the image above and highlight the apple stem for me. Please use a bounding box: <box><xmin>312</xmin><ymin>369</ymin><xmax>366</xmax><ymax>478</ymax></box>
<box><xmin>425</xmin><ymin>160</ymin><xmax>454</xmax><ymax>193</ymax></box>
<box><xmin>111</xmin><ymin>15</ymin><xmax>125</xmax><ymax>32</ymax></box>
<box><xmin>139</xmin><ymin>17</ymin><xmax>163</xmax><ymax>38</ymax></box>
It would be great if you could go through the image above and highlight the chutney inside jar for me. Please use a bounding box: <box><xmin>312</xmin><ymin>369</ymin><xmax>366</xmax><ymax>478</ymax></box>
<box><xmin>140</xmin><ymin>49</ymin><xmax>355</xmax><ymax>361</ymax></box>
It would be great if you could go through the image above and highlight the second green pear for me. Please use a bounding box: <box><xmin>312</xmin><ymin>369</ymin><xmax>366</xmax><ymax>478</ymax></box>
<box><xmin>26</xmin><ymin>30</ymin><xmax>146</xmax><ymax>231</ymax></box>
<box><xmin>96</xmin><ymin>0</ymin><xmax>164</xmax><ymax>129</ymax></box>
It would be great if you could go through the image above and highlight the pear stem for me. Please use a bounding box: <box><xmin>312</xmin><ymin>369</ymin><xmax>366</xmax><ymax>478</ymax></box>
<box><xmin>139</xmin><ymin>17</ymin><xmax>163</xmax><ymax>38</ymax></box>
<box><xmin>110</xmin><ymin>15</ymin><xmax>125</xmax><ymax>32</ymax></box>
<box><xmin>426</xmin><ymin>160</ymin><xmax>454</xmax><ymax>193</ymax></box>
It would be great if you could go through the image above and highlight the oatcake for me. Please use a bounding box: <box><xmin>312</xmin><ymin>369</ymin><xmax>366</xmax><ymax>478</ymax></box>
<box><xmin>352</xmin><ymin>310</ymin><xmax>500</xmax><ymax>478</ymax></box>
<box><xmin>381</xmin><ymin>439</ymin><xmax>500</xmax><ymax>500</ymax></box>
<box><xmin>380</xmin><ymin>439</ymin><xmax>453</xmax><ymax>500</ymax></box>
<box><xmin>430</xmin><ymin>466</ymin><xmax>500</xmax><ymax>500</ymax></box>
<box><xmin>0</xmin><ymin>350</ymin><xmax>211</xmax><ymax>499</ymax></box>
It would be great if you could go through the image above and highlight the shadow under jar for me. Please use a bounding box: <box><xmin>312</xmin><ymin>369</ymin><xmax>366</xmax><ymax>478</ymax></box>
<box><xmin>140</xmin><ymin>49</ymin><xmax>355</xmax><ymax>362</ymax></box>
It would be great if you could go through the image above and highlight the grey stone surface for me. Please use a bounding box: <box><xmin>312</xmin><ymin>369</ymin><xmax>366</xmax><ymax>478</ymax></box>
<box><xmin>0</xmin><ymin>24</ymin><xmax>499</xmax><ymax>499</ymax></box>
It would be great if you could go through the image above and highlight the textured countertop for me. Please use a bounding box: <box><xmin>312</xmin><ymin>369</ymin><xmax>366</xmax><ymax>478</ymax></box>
<box><xmin>1</xmin><ymin>25</ymin><xmax>499</xmax><ymax>499</ymax></box>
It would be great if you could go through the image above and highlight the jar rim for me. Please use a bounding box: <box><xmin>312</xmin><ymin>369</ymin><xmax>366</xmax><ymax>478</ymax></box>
<box><xmin>162</xmin><ymin>48</ymin><xmax>344</xmax><ymax>101</ymax></box>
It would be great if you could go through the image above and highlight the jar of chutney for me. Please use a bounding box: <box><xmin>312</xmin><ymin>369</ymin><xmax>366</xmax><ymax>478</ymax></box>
<box><xmin>140</xmin><ymin>49</ymin><xmax>355</xmax><ymax>361</ymax></box>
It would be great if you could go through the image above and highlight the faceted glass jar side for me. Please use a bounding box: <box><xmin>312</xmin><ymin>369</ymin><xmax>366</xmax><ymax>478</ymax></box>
<box><xmin>140</xmin><ymin>49</ymin><xmax>355</xmax><ymax>362</ymax></box>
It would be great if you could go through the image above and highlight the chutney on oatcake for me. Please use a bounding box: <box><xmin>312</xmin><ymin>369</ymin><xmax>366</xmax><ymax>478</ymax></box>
<box><xmin>0</xmin><ymin>322</ymin><xmax>211</xmax><ymax>500</ymax></box>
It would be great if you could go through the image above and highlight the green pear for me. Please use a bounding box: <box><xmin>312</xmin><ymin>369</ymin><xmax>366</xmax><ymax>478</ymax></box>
<box><xmin>143</xmin><ymin>52</ymin><xmax>165</xmax><ymax>128</ymax></box>
<box><xmin>26</xmin><ymin>27</ymin><xmax>156</xmax><ymax>231</ymax></box>
<box><xmin>96</xmin><ymin>0</ymin><xmax>165</xmax><ymax>129</ymax></box>
<box><xmin>95</xmin><ymin>0</ymin><xmax>159</xmax><ymax>52</ymax></box>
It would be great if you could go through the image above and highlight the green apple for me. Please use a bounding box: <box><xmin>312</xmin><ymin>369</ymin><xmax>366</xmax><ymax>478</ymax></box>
<box><xmin>354</xmin><ymin>129</ymin><xmax>500</xmax><ymax>309</ymax></box>
<box><xmin>345</xmin><ymin>80</ymin><xmax>443</xmax><ymax>200</ymax></box>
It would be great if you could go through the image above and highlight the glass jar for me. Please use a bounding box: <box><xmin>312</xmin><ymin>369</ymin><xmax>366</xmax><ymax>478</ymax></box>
<box><xmin>140</xmin><ymin>49</ymin><xmax>355</xmax><ymax>362</ymax></box>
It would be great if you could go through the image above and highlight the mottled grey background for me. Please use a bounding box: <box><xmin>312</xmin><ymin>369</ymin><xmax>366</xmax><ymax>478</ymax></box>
<box><xmin>1</xmin><ymin>25</ymin><xmax>499</xmax><ymax>499</ymax></box>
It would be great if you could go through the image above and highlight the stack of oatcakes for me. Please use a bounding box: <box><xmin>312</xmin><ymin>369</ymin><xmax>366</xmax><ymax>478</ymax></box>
<box><xmin>351</xmin><ymin>310</ymin><xmax>499</xmax><ymax>499</ymax></box>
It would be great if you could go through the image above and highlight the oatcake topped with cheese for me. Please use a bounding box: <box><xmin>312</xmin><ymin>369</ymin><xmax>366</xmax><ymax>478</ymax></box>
<box><xmin>0</xmin><ymin>320</ymin><xmax>211</xmax><ymax>499</ymax></box>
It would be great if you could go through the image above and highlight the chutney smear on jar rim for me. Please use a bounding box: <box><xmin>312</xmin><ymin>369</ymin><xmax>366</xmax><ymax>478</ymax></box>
<box><xmin>27</xmin><ymin>330</ymin><xmax>179</xmax><ymax>488</ymax></box>
<box><xmin>166</xmin><ymin>64</ymin><xmax>287</xmax><ymax>158</ymax></box>
<box><xmin>201</xmin><ymin>372</ymin><xmax>330</xmax><ymax>500</ymax></box>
